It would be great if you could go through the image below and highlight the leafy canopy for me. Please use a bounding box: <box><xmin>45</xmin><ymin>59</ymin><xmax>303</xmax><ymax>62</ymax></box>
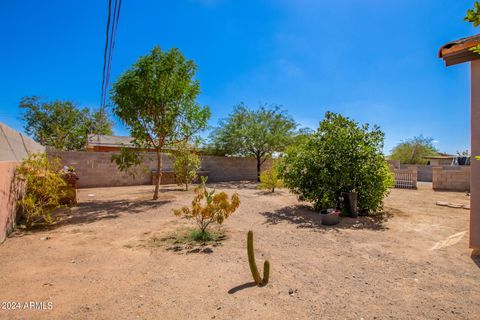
<box><xmin>209</xmin><ymin>103</ymin><xmax>297</xmax><ymax>179</ymax></box>
<box><xmin>20</xmin><ymin>96</ymin><xmax>112</xmax><ymax>150</ymax></box>
<box><xmin>110</xmin><ymin>46</ymin><xmax>210</xmax><ymax>199</ymax></box>
<box><xmin>389</xmin><ymin>135</ymin><xmax>439</xmax><ymax>164</ymax></box>
<box><xmin>279</xmin><ymin>112</ymin><xmax>393</xmax><ymax>213</ymax></box>
<box><xmin>465</xmin><ymin>1</ymin><xmax>480</xmax><ymax>27</ymax></box>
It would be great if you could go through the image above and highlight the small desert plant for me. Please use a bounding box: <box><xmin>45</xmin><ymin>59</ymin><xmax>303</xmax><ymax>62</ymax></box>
<box><xmin>171</xmin><ymin>142</ymin><xmax>201</xmax><ymax>191</ymax></box>
<box><xmin>258</xmin><ymin>164</ymin><xmax>283</xmax><ymax>192</ymax></box>
<box><xmin>16</xmin><ymin>153</ymin><xmax>68</xmax><ymax>228</ymax></box>
<box><xmin>247</xmin><ymin>230</ymin><xmax>270</xmax><ymax>286</ymax></box>
<box><xmin>172</xmin><ymin>177</ymin><xmax>240</xmax><ymax>241</ymax></box>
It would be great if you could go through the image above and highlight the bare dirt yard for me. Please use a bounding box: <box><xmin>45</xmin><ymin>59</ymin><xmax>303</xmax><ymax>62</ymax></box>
<box><xmin>0</xmin><ymin>182</ymin><xmax>479</xmax><ymax>319</ymax></box>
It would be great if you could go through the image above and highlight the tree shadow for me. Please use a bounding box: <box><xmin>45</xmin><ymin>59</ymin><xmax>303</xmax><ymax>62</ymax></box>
<box><xmin>207</xmin><ymin>181</ymin><xmax>258</xmax><ymax>190</ymax></box>
<box><xmin>260</xmin><ymin>204</ymin><xmax>392</xmax><ymax>231</ymax></box>
<box><xmin>253</xmin><ymin>189</ymin><xmax>288</xmax><ymax>196</ymax></box>
<box><xmin>228</xmin><ymin>282</ymin><xmax>257</xmax><ymax>294</ymax></box>
<box><xmin>10</xmin><ymin>199</ymin><xmax>171</xmax><ymax>237</ymax></box>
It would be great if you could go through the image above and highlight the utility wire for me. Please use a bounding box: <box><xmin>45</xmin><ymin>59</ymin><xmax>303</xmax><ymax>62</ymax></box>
<box><xmin>100</xmin><ymin>0</ymin><xmax>122</xmax><ymax>111</ymax></box>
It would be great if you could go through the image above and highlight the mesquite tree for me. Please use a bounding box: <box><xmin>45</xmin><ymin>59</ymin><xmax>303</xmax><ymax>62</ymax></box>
<box><xmin>111</xmin><ymin>46</ymin><xmax>210</xmax><ymax>199</ymax></box>
<box><xmin>209</xmin><ymin>103</ymin><xmax>297</xmax><ymax>181</ymax></box>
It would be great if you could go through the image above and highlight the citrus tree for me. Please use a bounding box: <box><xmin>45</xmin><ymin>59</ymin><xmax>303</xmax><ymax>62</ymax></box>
<box><xmin>279</xmin><ymin>112</ymin><xmax>393</xmax><ymax>213</ymax></box>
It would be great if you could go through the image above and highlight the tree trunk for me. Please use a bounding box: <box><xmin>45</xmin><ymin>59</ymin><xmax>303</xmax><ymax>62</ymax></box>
<box><xmin>256</xmin><ymin>156</ymin><xmax>261</xmax><ymax>182</ymax></box>
<box><xmin>185</xmin><ymin>183</ymin><xmax>189</xmax><ymax>191</ymax></box>
<box><xmin>153</xmin><ymin>149</ymin><xmax>162</xmax><ymax>200</ymax></box>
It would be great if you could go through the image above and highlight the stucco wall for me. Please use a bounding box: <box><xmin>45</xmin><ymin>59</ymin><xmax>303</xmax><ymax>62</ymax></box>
<box><xmin>0</xmin><ymin>122</ymin><xmax>44</xmax><ymax>244</ymax></box>
<box><xmin>0</xmin><ymin>162</ymin><xmax>22</xmax><ymax>243</ymax></box>
<box><xmin>432</xmin><ymin>166</ymin><xmax>471</xmax><ymax>192</ymax></box>
<box><xmin>49</xmin><ymin>151</ymin><xmax>272</xmax><ymax>188</ymax></box>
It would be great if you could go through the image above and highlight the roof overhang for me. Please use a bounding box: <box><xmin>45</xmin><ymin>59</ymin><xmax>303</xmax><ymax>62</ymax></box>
<box><xmin>439</xmin><ymin>34</ymin><xmax>480</xmax><ymax>66</ymax></box>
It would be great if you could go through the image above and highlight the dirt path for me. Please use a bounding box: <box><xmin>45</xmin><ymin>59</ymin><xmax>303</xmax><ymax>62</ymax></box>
<box><xmin>0</xmin><ymin>182</ymin><xmax>478</xmax><ymax>319</ymax></box>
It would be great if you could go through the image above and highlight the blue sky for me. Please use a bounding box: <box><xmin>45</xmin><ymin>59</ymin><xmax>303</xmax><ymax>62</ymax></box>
<box><xmin>0</xmin><ymin>0</ymin><xmax>477</xmax><ymax>154</ymax></box>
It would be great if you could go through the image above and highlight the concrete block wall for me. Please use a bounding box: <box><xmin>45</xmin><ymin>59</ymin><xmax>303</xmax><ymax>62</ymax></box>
<box><xmin>49</xmin><ymin>151</ymin><xmax>273</xmax><ymax>188</ymax></box>
<box><xmin>400</xmin><ymin>164</ymin><xmax>432</xmax><ymax>182</ymax></box>
<box><xmin>432</xmin><ymin>166</ymin><xmax>471</xmax><ymax>192</ymax></box>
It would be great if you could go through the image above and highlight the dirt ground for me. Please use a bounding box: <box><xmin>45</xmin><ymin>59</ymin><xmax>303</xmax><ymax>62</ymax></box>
<box><xmin>0</xmin><ymin>182</ymin><xmax>479</xmax><ymax>319</ymax></box>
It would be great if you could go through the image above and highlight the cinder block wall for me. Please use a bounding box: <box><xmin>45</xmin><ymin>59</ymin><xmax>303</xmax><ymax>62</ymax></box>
<box><xmin>432</xmin><ymin>166</ymin><xmax>471</xmax><ymax>192</ymax></box>
<box><xmin>400</xmin><ymin>164</ymin><xmax>433</xmax><ymax>182</ymax></box>
<box><xmin>49</xmin><ymin>151</ymin><xmax>273</xmax><ymax>188</ymax></box>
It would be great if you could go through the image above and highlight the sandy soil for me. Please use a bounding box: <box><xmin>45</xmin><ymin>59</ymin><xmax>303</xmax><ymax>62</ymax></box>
<box><xmin>0</xmin><ymin>182</ymin><xmax>479</xmax><ymax>319</ymax></box>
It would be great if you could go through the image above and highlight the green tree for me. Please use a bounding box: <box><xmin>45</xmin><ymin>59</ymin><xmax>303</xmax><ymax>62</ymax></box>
<box><xmin>465</xmin><ymin>1</ymin><xmax>480</xmax><ymax>26</ymax></box>
<box><xmin>465</xmin><ymin>2</ymin><xmax>480</xmax><ymax>54</ymax></box>
<box><xmin>279</xmin><ymin>112</ymin><xmax>393</xmax><ymax>213</ymax></box>
<box><xmin>171</xmin><ymin>142</ymin><xmax>201</xmax><ymax>191</ymax></box>
<box><xmin>389</xmin><ymin>135</ymin><xmax>439</xmax><ymax>164</ymax></box>
<box><xmin>209</xmin><ymin>103</ymin><xmax>297</xmax><ymax>181</ymax></box>
<box><xmin>20</xmin><ymin>96</ymin><xmax>113</xmax><ymax>150</ymax></box>
<box><xmin>110</xmin><ymin>46</ymin><xmax>210</xmax><ymax>200</ymax></box>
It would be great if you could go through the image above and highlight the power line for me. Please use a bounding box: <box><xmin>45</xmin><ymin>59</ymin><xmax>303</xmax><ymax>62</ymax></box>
<box><xmin>100</xmin><ymin>0</ymin><xmax>123</xmax><ymax>111</ymax></box>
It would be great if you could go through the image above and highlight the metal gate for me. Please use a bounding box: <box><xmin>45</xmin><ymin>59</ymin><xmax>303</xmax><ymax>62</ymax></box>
<box><xmin>394</xmin><ymin>169</ymin><xmax>417</xmax><ymax>189</ymax></box>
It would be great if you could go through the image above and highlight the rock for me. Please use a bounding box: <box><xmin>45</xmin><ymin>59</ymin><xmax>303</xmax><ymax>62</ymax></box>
<box><xmin>40</xmin><ymin>236</ymin><xmax>51</xmax><ymax>241</ymax></box>
<box><xmin>217</xmin><ymin>306</ymin><xmax>221</xmax><ymax>310</ymax></box>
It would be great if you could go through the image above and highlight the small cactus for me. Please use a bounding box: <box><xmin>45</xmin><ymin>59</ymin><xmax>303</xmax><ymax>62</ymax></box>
<box><xmin>247</xmin><ymin>230</ymin><xmax>270</xmax><ymax>286</ymax></box>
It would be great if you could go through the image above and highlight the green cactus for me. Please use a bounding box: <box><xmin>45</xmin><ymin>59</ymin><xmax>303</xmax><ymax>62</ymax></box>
<box><xmin>247</xmin><ymin>230</ymin><xmax>270</xmax><ymax>286</ymax></box>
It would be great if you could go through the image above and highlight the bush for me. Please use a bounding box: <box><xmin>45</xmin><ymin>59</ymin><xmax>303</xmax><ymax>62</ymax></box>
<box><xmin>171</xmin><ymin>143</ymin><xmax>201</xmax><ymax>190</ymax></box>
<box><xmin>279</xmin><ymin>112</ymin><xmax>393</xmax><ymax>214</ymax></box>
<box><xmin>172</xmin><ymin>177</ymin><xmax>240</xmax><ymax>240</ymax></box>
<box><xmin>16</xmin><ymin>153</ymin><xmax>69</xmax><ymax>228</ymax></box>
<box><xmin>259</xmin><ymin>164</ymin><xmax>283</xmax><ymax>192</ymax></box>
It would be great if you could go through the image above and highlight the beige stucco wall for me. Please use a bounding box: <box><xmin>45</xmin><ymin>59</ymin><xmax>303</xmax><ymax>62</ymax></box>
<box><xmin>0</xmin><ymin>122</ymin><xmax>44</xmax><ymax>244</ymax></box>
<box><xmin>0</xmin><ymin>162</ymin><xmax>22</xmax><ymax>244</ymax></box>
<box><xmin>470</xmin><ymin>60</ymin><xmax>480</xmax><ymax>249</ymax></box>
<box><xmin>49</xmin><ymin>151</ymin><xmax>273</xmax><ymax>188</ymax></box>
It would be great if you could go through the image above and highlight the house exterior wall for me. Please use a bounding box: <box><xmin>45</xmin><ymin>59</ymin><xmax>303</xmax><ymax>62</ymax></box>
<box><xmin>470</xmin><ymin>60</ymin><xmax>480</xmax><ymax>249</ymax></box>
<box><xmin>0</xmin><ymin>122</ymin><xmax>44</xmax><ymax>244</ymax></box>
<box><xmin>0</xmin><ymin>162</ymin><xmax>23</xmax><ymax>244</ymax></box>
<box><xmin>428</xmin><ymin>158</ymin><xmax>454</xmax><ymax>166</ymax></box>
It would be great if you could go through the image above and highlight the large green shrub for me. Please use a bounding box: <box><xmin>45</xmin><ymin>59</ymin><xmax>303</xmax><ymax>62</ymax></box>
<box><xmin>16</xmin><ymin>153</ymin><xmax>68</xmax><ymax>228</ymax></box>
<box><xmin>279</xmin><ymin>112</ymin><xmax>393</xmax><ymax>214</ymax></box>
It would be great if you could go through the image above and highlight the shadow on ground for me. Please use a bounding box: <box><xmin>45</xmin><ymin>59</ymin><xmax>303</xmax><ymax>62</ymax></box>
<box><xmin>10</xmin><ymin>199</ymin><xmax>170</xmax><ymax>237</ymax></box>
<box><xmin>260</xmin><ymin>204</ymin><xmax>392</xmax><ymax>231</ymax></box>
<box><xmin>228</xmin><ymin>282</ymin><xmax>257</xmax><ymax>294</ymax></box>
<box><xmin>207</xmin><ymin>181</ymin><xmax>258</xmax><ymax>190</ymax></box>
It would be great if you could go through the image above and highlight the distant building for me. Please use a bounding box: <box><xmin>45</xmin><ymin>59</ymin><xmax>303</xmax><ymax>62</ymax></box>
<box><xmin>86</xmin><ymin>134</ymin><xmax>135</xmax><ymax>152</ymax></box>
<box><xmin>86</xmin><ymin>134</ymin><xmax>199</xmax><ymax>153</ymax></box>
<box><xmin>424</xmin><ymin>154</ymin><xmax>455</xmax><ymax>166</ymax></box>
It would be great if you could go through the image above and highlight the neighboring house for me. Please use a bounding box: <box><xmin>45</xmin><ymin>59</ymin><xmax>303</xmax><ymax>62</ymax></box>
<box><xmin>86</xmin><ymin>134</ymin><xmax>198</xmax><ymax>153</ymax></box>
<box><xmin>439</xmin><ymin>33</ymin><xmax>480</xmax><ymax>250</ymax></box>
<box><xmin>424</xmin><ymin>154</ymin><xmax>455</xmax><ymax>166</ymax></box>
<box><xmin>87</xmin><ymin>134</ymin><xmax>135</xmax><ymax>152</ymax></box>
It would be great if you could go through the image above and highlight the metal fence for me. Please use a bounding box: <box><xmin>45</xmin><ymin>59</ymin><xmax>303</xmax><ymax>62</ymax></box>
<box><xmin>394</xmin><ymin>169</ymin><xmax>417</xmax><ymax>189</ymax></box>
